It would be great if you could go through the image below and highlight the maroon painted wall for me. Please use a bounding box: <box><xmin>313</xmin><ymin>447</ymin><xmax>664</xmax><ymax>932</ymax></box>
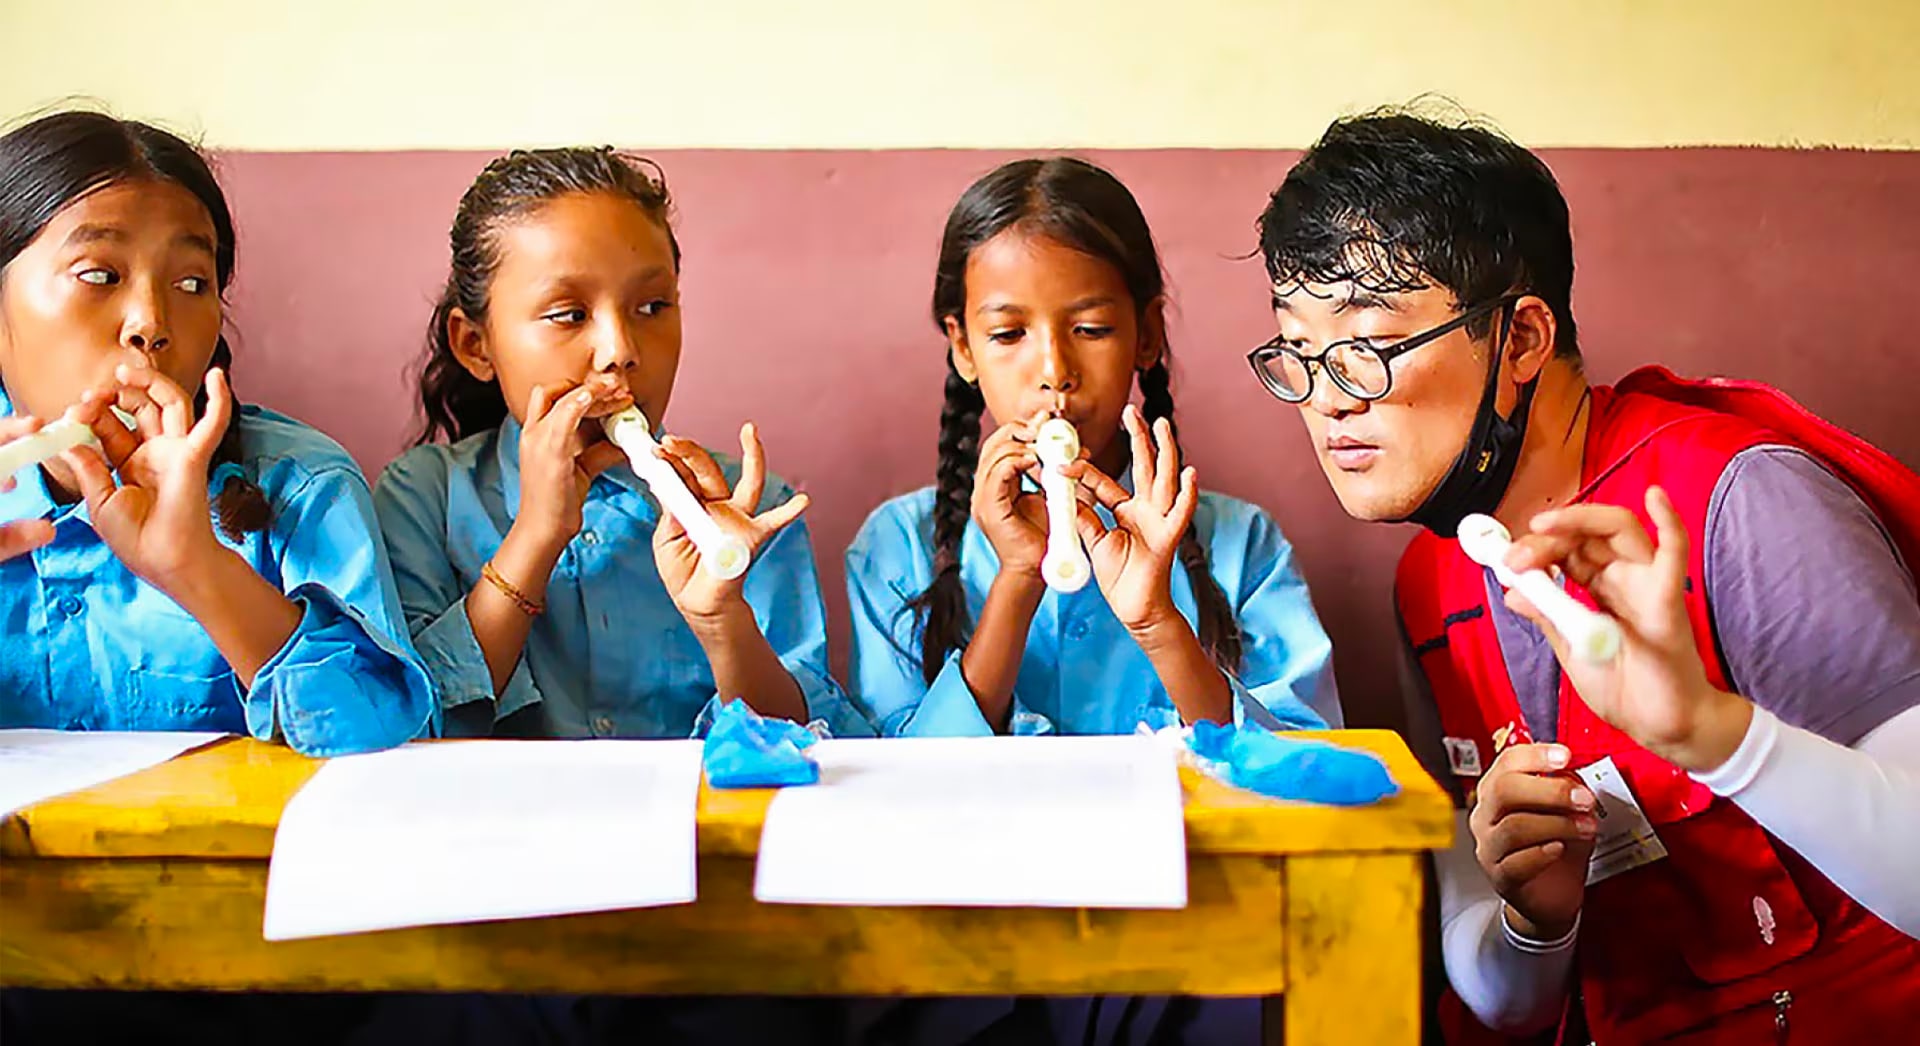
<box><xmin>213</xmin><ymin>148</ymin><xmax>1920</xmax><ymax>729</ymax></box>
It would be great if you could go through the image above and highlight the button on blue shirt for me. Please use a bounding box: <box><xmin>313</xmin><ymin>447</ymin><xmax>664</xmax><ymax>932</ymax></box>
<box><xmin>374</xmin><ymin>419</ymin><xmax>868</xmax><ymax>739</ymax></box>
<box><xmin>846</xmin><ymin>487</ymin><xmax>1341</xmax><ymax>736</ymax></box>
<box><xmin>0</xmin><ymin>392</ymin><xmax>437</xmax><ymax>757</ymax></box>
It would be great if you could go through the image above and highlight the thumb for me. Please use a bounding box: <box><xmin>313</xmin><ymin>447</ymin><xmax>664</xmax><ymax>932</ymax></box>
<box><xmin>1071</xmin><ymin>500</ymin><xmax>1107</xmax><ymax>550</ymax></box>
<box><xmin>752</xmin><ymin>491</ymin><xmax>809</xmax><ymax>537</ymax></box>
<box><xmin>62</xmin><ymin>446</ymin><xmax>122</xmax><ymax>520</ymax></box>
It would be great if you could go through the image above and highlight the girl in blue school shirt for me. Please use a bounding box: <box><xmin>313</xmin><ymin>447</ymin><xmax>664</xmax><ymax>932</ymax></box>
<box><xmin>0</xmin><ymin>111</ymin><xmax>433</xmax><ymax>757</ymax></box>
<box><xmin>372</xmin><ymin>145</ymin><xmax>858</xmax><ymax>1046</ymax></box>
<box><xmin>846</xmin><ymin>157</ymin><xmax>1340</xmax><ymax>741</ymax></box>
<box><xmin>844</xmin><ymin>158</ymin><xmax>1338</xmax><ymax>1046</ymax></box>
<box><xmin>374</xmin><ymin>147</ymin><xmax>863</xmax><ymax>743</ymax></box>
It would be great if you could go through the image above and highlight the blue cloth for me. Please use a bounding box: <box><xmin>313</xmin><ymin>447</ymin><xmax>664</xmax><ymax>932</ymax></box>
<box><xmin>702</xmin><ymin>698</ymin><xmax>820</xmax><ymax>788</ymax></box>
<box><xmin>845</xmin><ymin>486</ymin><xmax>1339</xmax><ymax>737</ymax></box>
<box><xmin>375</xmin><ymin>418</ymin><xmax>869</xmax><ymax>739</ymax></box>
<box><xmin>0</xmin><ymin>390</ymin><xmax>435</xmax><ymax>757</ymax></box>
<box><xmin>1190</xmin><ymin>720</ymin><xmax>1398</xmax><ymax>805</ymax></box>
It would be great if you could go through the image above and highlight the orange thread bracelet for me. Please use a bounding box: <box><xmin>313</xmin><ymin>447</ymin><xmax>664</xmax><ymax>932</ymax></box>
<box><xmin>481</xmin><ymin>561</ymin><xmax>545</xmax><ymax>617</ymax></box>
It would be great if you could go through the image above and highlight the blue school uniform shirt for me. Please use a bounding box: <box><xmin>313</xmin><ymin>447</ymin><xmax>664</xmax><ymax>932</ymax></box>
<box><xmin>373</xmin><ymin>418</ymin><xmax>867</xmax><ymax>739</ymax></box>
<box><xmin>0</xmin><ymin>391</ymin><xmax>436</xmax><ymax>757</ymax></box>
<box><xmin>846</xmin><ymin>486</ymin><xmax>1341</xmax><ymax>736</ymax></box>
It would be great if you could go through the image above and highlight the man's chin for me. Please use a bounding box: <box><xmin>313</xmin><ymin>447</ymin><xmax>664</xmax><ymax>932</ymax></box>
<box><xmin>1338</xmin><ymin>499</ymin><xmax>1400</xmax><ymax>524</ymax></box>
<box><xmin>1325</xmin><ymin>474</ymin><xmax>1420</xmax><ymax>524</ymax></box>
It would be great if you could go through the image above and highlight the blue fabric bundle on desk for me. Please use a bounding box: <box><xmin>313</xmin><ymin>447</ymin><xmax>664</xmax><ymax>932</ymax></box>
<box><xmin>1188</xmin><ymin>721</ymin><xmax>1398</xmax><ymax>806</ymax></box>
<box><xmin>702</xmin><ymin>700</ymin><xmax>821</xmax><ymax>788</ymax></box>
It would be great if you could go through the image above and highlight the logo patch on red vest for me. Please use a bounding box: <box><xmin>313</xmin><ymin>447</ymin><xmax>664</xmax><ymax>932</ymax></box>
<box><xmin>1443</xmin><ymin>737</ymin><xmax>1482</xmax><ymax>776</ymax></box>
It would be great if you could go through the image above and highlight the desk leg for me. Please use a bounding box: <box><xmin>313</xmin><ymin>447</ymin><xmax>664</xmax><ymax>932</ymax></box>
<box><xmin>1271</xmin><ymin>853</ymin><xmax>1421</xmax><ymax>1045</ymax></box>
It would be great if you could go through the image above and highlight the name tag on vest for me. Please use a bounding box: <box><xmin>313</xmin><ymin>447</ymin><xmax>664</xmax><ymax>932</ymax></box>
<box><xmin>1577</xmin><ymin>756</ymin><xmax>1670</xmax><ymax>884</ymax></box>
<box><xmin>1443</xmin><ymin>737</ymin><xmax>1483</xmax><ymax>776</ymax></box>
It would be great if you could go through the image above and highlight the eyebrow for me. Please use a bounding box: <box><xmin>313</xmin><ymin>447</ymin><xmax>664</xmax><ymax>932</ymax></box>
<box><xmin>1066</xmin><ymin>295</ymin><xmax>1118</xmax><ymax>312</ymax></box>
<box><xmin>62</xmin><ymin>225</ymin><xmax>218</xmax><ymax>261</ymax></box>
<box><xmin>177</xmin><ymin>232</ymin><xmax>218</xmax><ymax>257</ymax></box>
<box><xmin>976</xmin><ymin>295</ymin><xmax>1118</xmax><ymax>317</ymax></box>
<box><xmin>1334</xmin><ymin>290</ymin><xmax>1401</xmax><ymax>314</ymax></box>
<box><xmin>532</xmin><ymin>264</ymin><xmax>676</xmax><ymax>293</ymax></box>
<box><xmin>63</xmin><ymin>224</ymin><xmax>126</xmax><ymax>248</ymax></box>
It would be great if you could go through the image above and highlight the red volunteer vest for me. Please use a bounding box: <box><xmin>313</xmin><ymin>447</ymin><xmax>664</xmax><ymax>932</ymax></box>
<box><xmin>1400</xmin><ymin>367</ymin><xmax>1920</xmax><ymax>1042</ymax></box>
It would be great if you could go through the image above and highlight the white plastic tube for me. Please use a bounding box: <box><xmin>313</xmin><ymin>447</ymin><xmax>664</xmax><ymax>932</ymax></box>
<box><xmin>0</xmin><ymin>418</ymin><xmax>98</xmax><ymax>478</ymax></box>
<box><xmin>1034</xmin><ymin>418</ymin><xmax>1091</xmax><ymax>594</ymax></box>
<box><xmin>1457</xmin><ymin>513</ymin><xmax>1622</xmax><ymax>664</ymax></box>
<box><xmin>601</xmin><ymin>407</ymin><xmax>751</xmax><ymax>580</ymax></box>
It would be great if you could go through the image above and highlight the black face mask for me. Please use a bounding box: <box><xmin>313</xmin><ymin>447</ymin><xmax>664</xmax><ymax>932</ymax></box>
<box><xmin>1401</xmin><ymin>305</ymin><xmax>1537</xmax><ymax>534</ymax></box>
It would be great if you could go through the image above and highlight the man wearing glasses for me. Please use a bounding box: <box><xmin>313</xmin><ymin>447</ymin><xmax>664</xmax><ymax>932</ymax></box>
<box><xmin>1251</xmin><ymin>109</ymin><xmax>1920</xmax><ymax>1041</ymax></box>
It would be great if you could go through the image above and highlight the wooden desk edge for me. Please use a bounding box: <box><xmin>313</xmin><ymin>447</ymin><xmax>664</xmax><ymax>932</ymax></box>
<box><xmin>1</xmin><ymin>730</ymin><xmax>1453</xmax><ymax>860</ymax></box>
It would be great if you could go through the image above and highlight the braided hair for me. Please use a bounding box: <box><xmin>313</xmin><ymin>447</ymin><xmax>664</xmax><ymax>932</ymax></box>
<box><xmin>910</xmin><ymin>157</ymin><xmax>1241</xmax><ymax>682</ymax></box>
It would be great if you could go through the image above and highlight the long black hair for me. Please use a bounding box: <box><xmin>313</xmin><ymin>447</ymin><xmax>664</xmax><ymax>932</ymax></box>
<box><xmin>910</xmin><ymin>157</ymin><xmax>1242</xmax><ymax>683</ymax></box>
<box><xmin>0</xmin><ymin>110</ymin><xmax>268</xmax><ymax>538</ymax></box>
<box><xmin>415</xmin><ymin>147</ymin><xmax>679</xmax><ymax>445</ymax></box>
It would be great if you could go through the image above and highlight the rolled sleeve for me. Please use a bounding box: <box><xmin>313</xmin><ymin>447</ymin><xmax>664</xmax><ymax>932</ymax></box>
<box><xmin>248</xmin><ymin>586</ymin><xmax>434</xmax><ymax>757</ymax></box>
<box><xmin>256</xmin><ymin>466</ymin><xmax>437</xmax><ymax>755</ymax></box>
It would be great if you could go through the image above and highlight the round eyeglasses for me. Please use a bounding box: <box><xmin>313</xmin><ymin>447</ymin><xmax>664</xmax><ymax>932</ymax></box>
<box><xmin>1247</xmin><ymin>296</ymin><xmax>1518</xmax><ymax>404</ymax></box>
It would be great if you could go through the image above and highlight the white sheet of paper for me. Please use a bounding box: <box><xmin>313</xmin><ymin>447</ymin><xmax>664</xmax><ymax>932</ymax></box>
<box><xmin>755</xmin><ymin>735</ymin><xmax>1187</xmax><ymax>908</ymax></box>
<box><xmin>0</xmin><ymin>729</ymin><xmax>227</xmax><ymax>818</ymax></box>
<box><xmin>263</xmin><ymin>739</ymin><xmax>702</xmax><ymax>941</ymax></box>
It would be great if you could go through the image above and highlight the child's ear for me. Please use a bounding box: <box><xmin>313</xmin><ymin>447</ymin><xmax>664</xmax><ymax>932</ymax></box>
<box><xmin>448</xmin><ymin>308</ymin><xmax>496</xmax><ymax>383</ymax></box>
<box><xmin>1136</xmin><ymin>296</ymin><xmax>1168</xmax><ymax>371</ymax></box>
<box><xmin>944</xmin><ymin>315</ymin><xmax>979</xmax><ymax>384</ymax></box>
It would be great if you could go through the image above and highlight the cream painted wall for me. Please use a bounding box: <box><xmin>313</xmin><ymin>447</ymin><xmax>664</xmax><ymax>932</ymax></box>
<box><xmin>3</xmin><ymin>0</ymin><xmax>1916</xmax><ymax>150</ymax></box>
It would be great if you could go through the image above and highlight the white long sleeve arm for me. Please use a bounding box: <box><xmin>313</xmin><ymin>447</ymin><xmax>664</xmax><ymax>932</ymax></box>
<box><xmin>1437</xmin><ymin>704</ymin><xmax>1920</xmax><ymax>1032</ymax></box>
<box><xmin>1435</xmin><ymin>810</ymin><xmax>1577</xmax><ymax>1034</ymax></box>
<box><xmin>1691</xmin><ymin>704</ymin><xmax>1920</xmax><ymax>937</ymax></box>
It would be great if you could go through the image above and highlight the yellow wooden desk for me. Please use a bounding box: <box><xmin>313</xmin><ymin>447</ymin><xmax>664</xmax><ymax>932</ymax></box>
<box><xmin>0</xmin><ymin>730</ymin><xmax>1450</xmax><ymax>1043</ymax></box>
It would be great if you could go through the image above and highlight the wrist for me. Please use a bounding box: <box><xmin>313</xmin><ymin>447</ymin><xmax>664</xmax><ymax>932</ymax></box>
<box><xmin>1501</xmin><ymin>904</ymin><xmax>1581</xmax><ymax>952</ymax></box>
<box><xmin>680</xmin><ymin>596</ymin><xmax>756</xmax><ymax>643</ymax></box>
<box><xmin>150</xmin><ymin>543</ymin><xmax>251</xmax><ymax>613</ymax></box>
<box><xmin>143</xmin><ymin>532</ymin><xmax>235</xmax><ymax>598</ymax></box>
<box><xmin>500</xmin><ymin>519</ymin><xmax>569</xmax><ymax>575</ymax></box>
<box><xmin>989</xmin><ymin>568</ymin><xmax>1047</xmax><ymax>607</ymax></box>
<box><xmin>1660</xmin><ymin>687</ymin><xmax>1756</xmax><ymax>774</ymax></box>
<box><xmin>1121</xmin><ymin>595</ymin><xmax>1186</xmax><ymax>640</ymax></box>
